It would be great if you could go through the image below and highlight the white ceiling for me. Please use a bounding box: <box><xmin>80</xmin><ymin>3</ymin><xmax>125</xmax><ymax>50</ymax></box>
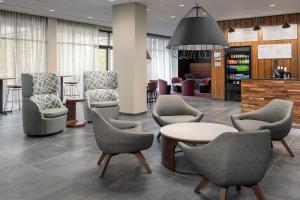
<box><xmin>0</xmin><ymin>0</ymin><xmax>300</xmax><ymax>36</ymax></box>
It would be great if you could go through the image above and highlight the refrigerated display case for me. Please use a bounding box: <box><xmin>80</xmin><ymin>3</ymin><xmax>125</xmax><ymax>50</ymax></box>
<box><xmin>225</xmin><ymin>46</ymin><xmax>251</xmax><ymax>101</ymax></box>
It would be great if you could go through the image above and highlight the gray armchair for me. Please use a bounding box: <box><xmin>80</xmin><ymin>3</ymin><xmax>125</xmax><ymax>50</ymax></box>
<box><xmin>83</xmin><ymin>71</ymin><xmax>120</xmax><ymax>122</ymax></box>
<box><xmin>179</xmin><ymin>130</ymin><xmax>271</xmax><ymax>200</ymax></box>
<box><xmin>92</xmin><ymin>111</ymin><xmax>154</xmax><ymax>178</ymax></box>
<box><xmin>21</xmin><ymin>73</ymin><xmax>68</xmax><ymax>136</ymax></box>
<box><xmin>231</xmin><ymin>99</ymin><xmax>294</xmax><ymax>157</ymax></box>
<box><xmin>152</xmin><ymin>95</ymin><xmax>204</xmax><ymax>139</ymax></box>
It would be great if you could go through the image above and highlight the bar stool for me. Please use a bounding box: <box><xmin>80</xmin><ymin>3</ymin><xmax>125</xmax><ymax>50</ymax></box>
<box><xmin>64</xmin><ymin>75</ymin><xmax>80</xmax><ymax>98</ymax></box>
<box><xmin>4</xmin><ymin>84</ymin><xmax>22</xmax><ymax>112</ymax></box>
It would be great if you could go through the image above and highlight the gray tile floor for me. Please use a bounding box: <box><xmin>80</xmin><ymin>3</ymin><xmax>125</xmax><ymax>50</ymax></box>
<box><xmin>0</xmin><ymin>97</ymin><xmax>299</xmax><ymax>200</ymax></box>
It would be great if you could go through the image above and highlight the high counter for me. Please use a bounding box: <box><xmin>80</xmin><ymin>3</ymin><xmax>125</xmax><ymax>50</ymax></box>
<box><xmin>241</xmin><ymin>79</ymin><xmax>300</xmax><ymax>124</ymax></box>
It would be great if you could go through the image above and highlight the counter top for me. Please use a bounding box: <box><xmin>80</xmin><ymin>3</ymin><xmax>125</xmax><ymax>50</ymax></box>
<box><xmin>243</xmin><ymin>78</ymin><xmax>299</xmax><ymax>81</ymax></box>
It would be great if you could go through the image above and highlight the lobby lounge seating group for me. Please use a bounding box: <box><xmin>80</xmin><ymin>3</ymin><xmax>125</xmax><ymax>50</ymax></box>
<box><xmin>83</xmin><ymin>71</ymin><xmax>120</xmax><ymax>122</ymax></box>
<box><xmin>92</xmin><ymin>111</ymin><xmax>154</xmax><ymax>177</ymax></box>
<box><xmin>231</xmin><ymin>99</ymin><xmax>294</xmax><ymax>157</ymax></box>
<box><xmin>21</xmin><ymin>73</ymin><xmax>68</xmax><ymax>136</ymax></box>
<box><xmin>153</xmin><ymin>95</ymin><xmax>204</xmax><ymax>139</ymax></box>
<box><xmin>179</xmin><ymin>130</ymin><xmax>271</xmax><ymax>200</ymax></box>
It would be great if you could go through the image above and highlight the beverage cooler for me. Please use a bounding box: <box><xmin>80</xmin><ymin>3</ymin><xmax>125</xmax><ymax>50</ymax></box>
<box><xmin>225</xmin><ymin>46</ymin><xmax>251</xmax><ymax>101</ymax></box>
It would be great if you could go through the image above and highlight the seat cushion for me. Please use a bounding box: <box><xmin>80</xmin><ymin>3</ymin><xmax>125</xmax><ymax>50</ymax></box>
<box><xmin>234</xmin><ymin>119</ymin><xmax>271</xmax><ymax>131</ymax></box>
<box><xmin>42</xmin><ymin>108</ymin><xmax>68</xmax><ymax>118</ymax></box>
<box><xmin>90</xmin><ymin>101</ymin><xmax>119</xmax><ymax>108</ymax></box>
<box><xmin>160</xmin><ymin>115</ymin><xmax>197</xmax><ymax>124</ymax></box>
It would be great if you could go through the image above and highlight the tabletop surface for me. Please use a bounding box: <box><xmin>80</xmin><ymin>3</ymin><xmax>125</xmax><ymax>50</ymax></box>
<box><xmin>160</xmin><ymin>122</ymin><xmax>237</xmax><ymax>142</ymax></box>
<box><xmin>0</xmin><ymin>77</ymin><xmax>15</xmax><ymax>80</ymax></box>
<box><xmin>57</xmin><ymin>75</ymin><xmax>72</xmax><ymax>77</ymax></box>
<box><xmin>65</xmin><ymin>97</ymin><xmax>84</xmax><ymax>103</ymax></box>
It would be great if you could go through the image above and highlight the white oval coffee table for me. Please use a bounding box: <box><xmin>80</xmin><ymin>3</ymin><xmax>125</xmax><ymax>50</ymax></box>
<box><xmin>160</xmin><ymin>122</ymin><xmax>237</xmax><ymax>171</ymax></box>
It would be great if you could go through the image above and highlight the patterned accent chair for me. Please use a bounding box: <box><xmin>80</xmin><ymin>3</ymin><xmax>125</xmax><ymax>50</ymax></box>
<box><xmin>21</xmin><ymin>73</ymin><xmax>68</xmax><ymax>136</ymax></box>
<box><xmin>83</xmin><ymin>71</ymin><xmax>120</xmax><ymax>122</ymax></box>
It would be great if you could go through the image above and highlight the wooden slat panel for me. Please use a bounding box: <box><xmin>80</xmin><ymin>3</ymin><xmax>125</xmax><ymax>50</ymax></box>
<box><xmin>241</xmin><ymin>79</ymin><xmax>300</xmax><ymax>124</ymax></box>
<box><xmin>212</xmin><ymin>13</ymin><xmax>300</xmax><ymax>100</ymax></box>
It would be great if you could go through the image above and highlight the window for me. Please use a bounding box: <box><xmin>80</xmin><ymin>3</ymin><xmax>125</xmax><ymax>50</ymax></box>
<box><xmin>147</xmin><ymin>35</ymin><xmax>178</xmax><ymax>83</ymax></box>
<box><xmin>98</xmin><ymin>31</ymin><xmax>113</xmax><ymax>71</ymax></box>
<box><xmin>0</xmin><ymin>10</ymin><xmax>47</xmax><ymax>81</ymax></box>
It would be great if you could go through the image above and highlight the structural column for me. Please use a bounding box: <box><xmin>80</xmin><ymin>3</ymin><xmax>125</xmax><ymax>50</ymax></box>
<box><xmin>113</xmin><ymin>3</ymin><xmax>147</xmax><ymax>114</ymax></box>
<box><xmin>47</xmin><ymin>18</ymin><xmax>58</xmax><ymax>73</ymax></box>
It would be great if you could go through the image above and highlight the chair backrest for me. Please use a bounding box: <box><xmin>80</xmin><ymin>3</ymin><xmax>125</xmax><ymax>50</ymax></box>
<box><xmin>147</xmin><ymin>82</ymin><xmax>157</xmax><ymax>92</ymax></box>
<box><xmin>200</xmin><ymin>130</ymin><xmax>271</xmax><ymax>187</ymax></box>
<box><xmin>258</xmin><ymin>99</ymin><xmax>293</xmax><ymax>123</ymax></box>
<box><xmin>158</xmin><ymin>79</ymin><xmax>168</xmax><ymax>95</ymax></box>
<box><xmin>182</xmin><ymin>80</ymin><xmax>195</xmax><ymax>96</ymax></box>
<box><xmin>92</xmin><ymin>110</ymin><xmax>122</xmax><ymax>153</ymax></box>
<box><xmin>154</xmin><ymin>95</ymin><xmax>192</xmax><ymax>116</ymax></box>
<box><xmin>21</xmin><ymin>73</ymin><xmax>58</xmax><ymax>98</ymax></box>
<box><xmin>83</xmin><ymin>71</ymin><xmax>118</xmax><ymax>91</ymax></box>
<box><xmin>171</xmin><ymin>77</ymin><xmax>183</xmax><ymax>84</ymax></box>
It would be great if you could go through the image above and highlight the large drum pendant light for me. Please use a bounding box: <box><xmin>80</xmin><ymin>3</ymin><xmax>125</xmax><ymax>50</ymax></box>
<box><xmin>167</xmin><ymin>4</ymin><xmax>228</xmax><ymax>59</ymax></box>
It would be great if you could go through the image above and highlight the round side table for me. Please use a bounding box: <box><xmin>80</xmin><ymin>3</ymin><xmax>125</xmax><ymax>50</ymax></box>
<box><xmin>160</xmin><ymin>122</ymin><xmax>237</xmax><ymax>171</ymax></box>
<box><xmin>66</xmin><ymin>98</ymin><xmax>86</xmax><ymax>128</ymax></box>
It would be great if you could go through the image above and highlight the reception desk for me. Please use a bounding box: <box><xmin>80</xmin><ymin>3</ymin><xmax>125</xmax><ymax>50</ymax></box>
<box><xmin>241</xmin><ymin>79</ymin><xmax>300</xmax><ymax>124</ymax></box>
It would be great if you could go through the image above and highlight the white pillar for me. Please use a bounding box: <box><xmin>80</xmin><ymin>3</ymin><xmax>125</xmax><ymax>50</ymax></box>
<box><xmin>47</xmin><ymin>18</ymin><xmax>57</xmax><ymax>73</ymax></box>
<box><xmin>113</xmin><ymin>3</ymin><xmax>147</xmax><ymax>114</ymax></box>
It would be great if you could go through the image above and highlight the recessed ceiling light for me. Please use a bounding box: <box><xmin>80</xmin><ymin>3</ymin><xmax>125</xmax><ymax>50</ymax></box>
<box><xmin>179</xmin><ymin>4</ymin><xmax>184</xmax><ymax>7</ymax></box>
<box><xmin>0</xmin><ymin>0</ymin><xmax>5</xmax><ymax>3</ymax></box>
<box><xmin>49</xmin><ymin>9</ymin><xmax>55</xmax><ymax>12</ymax></box>
<box><xmin>109</xmin><ymin>0</ymin><xmax>115</xmax><ymax>2</ymax></box>
<box><xmin>171</xmin><ymin>16</ymin><xmax>176</xmax><ymax>18</ymax></box>
<box><xmin>88</xmin><ymin>16</ymin><xmax>93</xmax><ymax>19</ymax></box>
<box><xmin>146</xmin><ymin>8</ymin><xmax>150</xmax><ymax>11</ymax></box>
<box><xmin>269</xmin><ymin>4</ymin><xmax>276</xmax><ymax>7</ymax></box>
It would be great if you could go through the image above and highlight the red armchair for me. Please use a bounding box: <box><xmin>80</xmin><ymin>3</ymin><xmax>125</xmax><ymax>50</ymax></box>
<box><xmin>158</xmin><ymin>79</ymin><xmax>170</xmax><ymax>95</ymax></box>
<box><xmin>182</xmin><ymin>80</ymin><xmax>195</xmax><ymax>96</ymax></box>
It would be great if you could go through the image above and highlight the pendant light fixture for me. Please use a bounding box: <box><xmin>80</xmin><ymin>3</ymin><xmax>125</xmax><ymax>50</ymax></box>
<box><xmin>167</xmin><ymin>3</ymin><xmax>228</xmax><ymax>59</ymax></box>
<box><xmin>253</xmin><ymin>17</ymin><xmax>261</xmax><ymax>31</ymax></box>
<box><xmin>228</xmin><ymin>20</ymin><xmax>235</xmax><ymax>33</ymax></box>
<box><xmin>282</xmin><ymin>15</ymin><xmax>290</xmax><ymax>29</ymax></box>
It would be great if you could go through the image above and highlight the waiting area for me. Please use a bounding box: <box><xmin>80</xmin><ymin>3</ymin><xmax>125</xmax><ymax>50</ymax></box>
<box><xmin>1</xmin><ymin>1</ymin><xmax>300</xmax><ymax>200</ymax></box>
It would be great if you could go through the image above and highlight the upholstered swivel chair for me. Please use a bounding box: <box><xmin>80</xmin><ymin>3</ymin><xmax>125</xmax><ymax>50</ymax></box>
<box><xmin>92</xmin><ymin>111</ymin><xmax>154</xmax><ymax>178</ymax></box>
<box><xmin>179</xmin><ymin>130</ymin><xmax>271</xmax><ymax>200</ymax></box>
<box><xmin>231</xmin><ymin>99</ymin><xmax>294</xmax><ymax>157</ymax></box>
<box><xmin>171</xmin><ymin>77</ymin><xmax>183</xmax><ymax>92</ymax></box>
<box><xmin>153</xmin><ymin>95</ymin><xmax>204</xmax><ymax>139</ymax></box>
<box><xmin>182</xmin><ymin>80</ymin><xmax>195</xmax><ymax>96</ymax></box>
<box><xmin>158</xmin><ymin>79</ymin><xmax>170</xmax><ymax>95</ymax></box>
<box><xmin>21</xmin><ymin>73</ymin><xmax>68</xmax><ymax>136</ymax></box>
<box><xmin>83</xmin><ymin>71</ymin><xmax>120</xmax><ymax>122</ymax></box>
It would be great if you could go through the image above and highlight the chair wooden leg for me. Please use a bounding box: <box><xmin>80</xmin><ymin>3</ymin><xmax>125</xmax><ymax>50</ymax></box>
<box><xmin>157</xmin><ymin>132</ymin><xmax>161</xmax><ymax>140</ymax></box>
<box><xmin>100</xmin><ymin>155</ymin><xmax>112</xmax><ymax>178</ymax></box>
<box><xmin>251</xmin><ymin>184</ymin><xmax>265</xmax><ymax>200</ymax></box>
<box><xmin>194</xmin><ymin>177</ymin><xmax>209</xmax><ymax>193</ymax></box>
<box><xmin>134</xmin><ymin>151</ymin><xmax>152</xmax><ymax>174</ymax></box>
<box><xmin>97</xmin><ymin>152</ymin><xmax>107</xmax><ymax>166</ymax></box>
<box><xmin>219</xmin><ymin>188</ymin><xmax>228</xmax><ymax>200</ymax></box>
<box><xmin>280</xmin><ymin>139</ymin><xmax>294</xmax><ymax>157</ymax></box>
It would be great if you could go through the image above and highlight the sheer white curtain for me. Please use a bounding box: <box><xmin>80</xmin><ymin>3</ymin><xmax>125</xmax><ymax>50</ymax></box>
<box><xmin>147</xmin><ymin>36</ymin><xmax>178</xmax><ymax>83</ymax></box>
<box><xmin>57</xmin><ymin>20</ymin><xmax>99</xmax><ymax>93</ymax></box>
<box><xmin>0</xmin><ymin>10</ymin><xmax>47</xmax><ymax>82</ymax></box>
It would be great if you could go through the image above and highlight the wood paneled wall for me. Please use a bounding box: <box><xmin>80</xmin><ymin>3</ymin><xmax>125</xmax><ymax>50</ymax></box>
<box><xmin>212</xmin><ymin>13</ymin><xmax>300</xmax><ymax>100</ymax></box>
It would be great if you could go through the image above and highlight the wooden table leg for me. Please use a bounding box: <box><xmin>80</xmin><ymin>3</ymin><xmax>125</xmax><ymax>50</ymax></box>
<box><xmin>60</xmin><ymin>77</ymin><xmax>64</xmax><ymax>102</ymax></box>
<box><xmin>0</xmin><ymin>80</ymin><xmax>3</xmax><ymax>114</ymax></box>
<box><xmin>66</xmin><ymin>101</ymin><xmax>85</xmax><ymax>128</ymax></box>
<box><xmin>161</xmin><ymin>135</ymin><xmax>178</xmax><ymax>171</ymax></box>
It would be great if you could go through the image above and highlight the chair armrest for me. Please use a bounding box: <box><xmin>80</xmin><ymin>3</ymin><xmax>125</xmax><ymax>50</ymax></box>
<box><xmin>259</xmin><ymin>116</ymin><xmax>292</xmax><ymax>140</ymax></box>
<box><xmin>108</xmin><ymin>118</ymin><xmax>141</xmax><ymax>130</ymax></box>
